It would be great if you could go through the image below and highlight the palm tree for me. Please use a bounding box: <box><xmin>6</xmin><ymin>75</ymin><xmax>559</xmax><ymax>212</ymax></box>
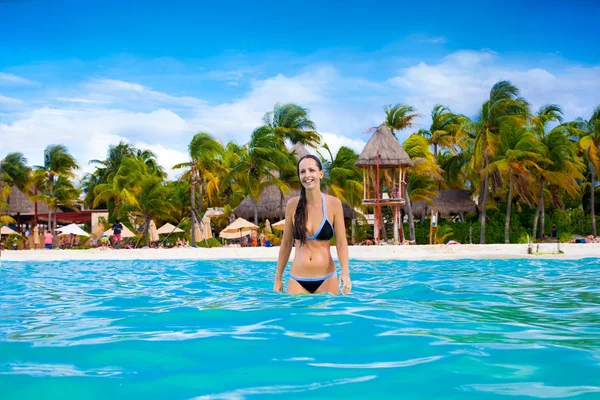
<box><xmin>93</xmin><ymin>156</ymin><xmax>147</xmax><ymax>220</ymax></box>
<box><xmin>35</xmin><ymin>145</ymin><xmax>78</xmax><ymax>238</ymax></box>
<box><xmin>318</xmin><ymin>144</ymin><xmax>364</xmax><ymax>242</ymax></box>
<box><xmin>384</xmin><ymin>104</ymin><xmax>419</xmax><ymax>137</ymax></box>
<box><xmin>486</xmin><ymin>123</ymin><xmax>544</xmax><ymax>243</ymax></box>
<box><xmin>574</xmin><ymin>106</ymin><xmax>600</xmax><ymax>236</ymax></box>
<box><xmin>224</xmin><ymin>126</ymin><xmax>290</xmax><ymax>225</ymax></box>
<box><xmin>0</xmin><ymin>152</ymin><xmax>31</xmax><ymax>225</ymax></box>
<box><xmin>383</xmin><ymin>104</ymin><xmax>421</xmax><ymax>240</ymax></box>
<box><xmin>530</xmin><ymin>105</ymin><xmax>585</xmax><ymax>239</ymax></box>
<box><xmin>402</xmin><ymin>134</ymin><xmax>442</xmax><ymax>241</ymax></box>
<box><xmin>173</xmin><ymin>132</ymin><xmax>223</xmax><ymax>244</ymax></box>
<box><xmin>32</xmin><ymin>175</ymin><xmax>81</xmax><ymax>235</ymax></box>
<box><xmin>120</xmin><ymin>175</ymin><xmax>174</xmax><ymax>246</ymax></box>
<box><xmin>417</xmin><ymin>105</ymin><xmax>464</xmax><ymax>157</ymax></box>
<box><xmin>469</xmin><ymin>81</ymin><xmax>529</xmax><ymax>243</ymax></box>
<box><xmin>262</xmin><ymin>103</ymin><xmax>321</xmax><ymax>149</ymax></box>
<box><xmin>85</xmin><ymin>142</ymin><xmax>164</xmax><ymax>209</ymax></box>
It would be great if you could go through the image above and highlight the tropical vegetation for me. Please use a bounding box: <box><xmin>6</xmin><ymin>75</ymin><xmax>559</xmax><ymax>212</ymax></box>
<box><xmin>1</xmin><ymin>85</ymin><xmax>599</xmax><ymax>246</ymax></box>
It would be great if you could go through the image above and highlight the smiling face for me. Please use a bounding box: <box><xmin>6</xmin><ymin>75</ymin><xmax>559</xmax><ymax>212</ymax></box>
<box><xmin>298</xmin><ymin>157</ymin><xmax>324</xmax><ymax>190</ymax></box>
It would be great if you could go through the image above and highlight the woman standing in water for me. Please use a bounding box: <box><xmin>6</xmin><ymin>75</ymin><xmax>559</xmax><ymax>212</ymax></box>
<box><xmin>274</xmin><ymin>155</ymin><xmax>352</xmax><ymax>294</ymax></box>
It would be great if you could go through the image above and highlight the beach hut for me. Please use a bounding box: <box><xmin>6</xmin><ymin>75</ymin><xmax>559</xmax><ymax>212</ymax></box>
<box><xmin>408</xmin><ymin>190</ymin><xmax>477</xmax><ymax>222</ymax></box>
<box><xmin>355</xmin><ymin>124</ymin><xmax>413</xmax><ymax>244</ymax></box>
<box><xmin>234</xmin><ymin>184</ymin><xmax>300</xmax><ymax>223</ymax></box>
<box><xmin>234</xmin><ymin>143</ymin><xmax>309</xmax><ymax>224</ymax></box>
<box><xmin>219</xmin><ymin>218</ymin><xmax>258</xmax><ymax>239</ymax></box>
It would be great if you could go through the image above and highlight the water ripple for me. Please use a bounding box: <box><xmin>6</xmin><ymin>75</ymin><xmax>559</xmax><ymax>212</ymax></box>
<box><xmin>1</xmin><ymin>257</ymin><xmax>599</xmax><ymax>399</ymax></box>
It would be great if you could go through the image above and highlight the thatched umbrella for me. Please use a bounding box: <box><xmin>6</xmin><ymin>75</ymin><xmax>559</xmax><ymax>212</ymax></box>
<box><xmin>264</xmin><ymin>219</ymin><xmax>272</xmax><ymax>234</ymax></box>
<box><xmin>407</xmin><ymin>190</ymin><xmax>477</xmax><ymax>221</ymax></box>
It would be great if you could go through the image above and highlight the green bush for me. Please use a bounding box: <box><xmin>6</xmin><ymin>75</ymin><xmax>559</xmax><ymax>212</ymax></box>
<box><xmin>197</xmin><ymin>238</ymin><xmax>222</xmax><ymax>248</ymax></box>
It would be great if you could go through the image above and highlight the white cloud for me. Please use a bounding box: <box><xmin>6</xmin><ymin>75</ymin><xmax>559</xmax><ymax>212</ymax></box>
<box><xmin>0</xmin><ymin>72</ymin><xmax>36</xmax><ymax>85</ymax></box>
<box><xmin>134</xmin><ymin>142</ymin><xmax>189</xmax><ymax>180</ymax></box>
<box><xmin>0</xmin><ymin>94</ymin><xmax>23</xmax><ymax>104</ymax></box>
<box><xmin>388</xmin><ymin>50</ymin><xmax>600</xmax><ymax>126</ymax></box>
<box><xmin>1</xmin><ymin>51</ymin><xmax>599</xmax><ymax>185</ymax></box>
<box><xmin>0</xmin><ymin>107</ymin><xmax>192</xmax><ymax>180</ymax></box>
<box><xmin>84</xmin><ymin>78</ymin><xmax>207</xmax><ymax>108</ymax></box>
<box><xmin>318</xmin><ymin>132</ymin><xmax>367</xmax><ymax>157</ymax></box>
<box><xmin>56</xmin><ymin>97</ymin><xmax>110</xmax><ymax>105</ymax></box>
<box><xmin>409</xmin><ymin>34</ymin><xmax>449</xmax><ymax>45</ymax></box>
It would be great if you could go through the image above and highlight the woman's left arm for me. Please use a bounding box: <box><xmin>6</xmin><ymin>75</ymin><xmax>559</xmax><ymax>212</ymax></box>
<box><xmin>333</xmin><ymin>197</ymin><xmax>351</xmax><ymax>294</ymax></box>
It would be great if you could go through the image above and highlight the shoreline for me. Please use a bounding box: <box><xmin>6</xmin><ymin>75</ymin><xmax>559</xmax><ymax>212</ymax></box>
<box><xmin>2</xmin><ymin>243</ymin><xmax>600</xmax><ymax>262</ymax></box>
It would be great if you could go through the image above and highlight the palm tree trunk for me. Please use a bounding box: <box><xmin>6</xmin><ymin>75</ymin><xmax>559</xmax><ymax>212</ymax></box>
<box><xmin>351</xmin><ymin>210</ymin><xmax>356</xmax><ymax>245</ymax></box>
<box><xmin>190</xmin><ymin>178</ymin><xmax>196</xmax><ymax>244</ymax></box>
<box><xmin>279</xmin><ymin>192</ymin><xmax>284</xmax><ymax>221</ymax></box>
<box><xmin>254</xmin><ymin>203</ymin><xmax>258</xmax><ymax>226</ymax></box>
<box><xmin>592</xmin><ymin>165</ymin><xmax>597</xmax><ymax>237</ymax></box>
<box><xmin>145</xmin><ymin>217</ymin><xmax>150</xmax><ymax>247</ymax></box>
<box><xmin>53</xmin><ymin>209</ymin><xmax>57</xmax><ymax>247</ymax></box>
<box><xmin>505</xmin><ymin>174</ymin><xmax>513</xmax><ymax>244</ymax></box>
<box><xmin>480</xmin><ymin>173</ymin><xmax>489</xmax><ymax>244</ymax></box>
<box><xmin>541</xmin><ymin>196</ymin><xmax>546</xmax><ymax>239</ymax></box>
<box><xmin>533</xmin><ymin>182</ymin><xmax>543</xmax><ymax>240</ymax></box>
<box><xmin>406</xmin><ymin>192</ymin><xmax>415</xmax><ymax>241</ymax></box>
<box><xmin>198</xmin><ymin>178</ymin><xmax>203</xmax><ymax>221</ymax></box>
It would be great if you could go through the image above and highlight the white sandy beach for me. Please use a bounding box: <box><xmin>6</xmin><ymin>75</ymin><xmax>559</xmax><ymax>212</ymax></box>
<box><xmin>2</xmin><ymin>243</ymin><xmax>600</xmax><ymax>262</ymax></box>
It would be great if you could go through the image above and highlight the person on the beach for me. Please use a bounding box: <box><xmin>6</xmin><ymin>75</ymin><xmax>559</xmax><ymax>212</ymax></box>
<box><xmin>274</xmin><ymin>155</ymin><xmax>351</xmax><ymax>295</ymax></box>
<box><xmin>100</xmin><ymin>234</ymin><xmax>109</xmax><ymax>250</ymax></box>
<box><xmin>43</xmin><ymin>230</ymin><xmax>53</xmax><ymax>250</ymax></box>
<box><xmin>111</xmin><ymin>219</ymin><xmax>123</xmax><ymax>249</ymax></box>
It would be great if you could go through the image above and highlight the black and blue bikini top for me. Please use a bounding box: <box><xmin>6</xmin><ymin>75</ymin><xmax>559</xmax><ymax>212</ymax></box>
<box><xmin>294</xmin><ymin>194</ymin><xmax>334</xmax><ymax>241</ymax></box>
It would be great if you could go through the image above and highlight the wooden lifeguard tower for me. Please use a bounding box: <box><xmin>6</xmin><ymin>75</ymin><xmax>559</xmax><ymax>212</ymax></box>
<box><xmin>354</xmin><ymin>124</ymin><xmax>414</xmax><ymax>244</ymax></box>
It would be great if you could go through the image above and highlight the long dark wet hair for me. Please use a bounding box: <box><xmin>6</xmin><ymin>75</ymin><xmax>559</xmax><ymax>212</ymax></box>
<box><xmin>293</xmin><ymin>154</ymin><xmax>323</xmax><ymax>247</ymax></box>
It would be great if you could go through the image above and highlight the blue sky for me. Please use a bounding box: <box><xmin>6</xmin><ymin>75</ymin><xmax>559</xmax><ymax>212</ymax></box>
<box><xmin>1</xmin><ymin>0</ymin><xmax>599</xmax><ymax>178</ymax></box>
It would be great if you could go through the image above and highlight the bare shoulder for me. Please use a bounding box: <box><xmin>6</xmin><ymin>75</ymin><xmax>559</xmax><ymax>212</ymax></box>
<box><xmin>287</xmin><ymin>196</ymin><xmax>300</xmax><ymax>207</ymax></box>
<box><xmin>286</xmin><ymin>196</ymin><xmax>300</xmax><ymax>214</ymax></box>
<box><xmin>325</xmin><ymin>194</ymin><xmax>343</xmax><ymax>209</ymax></box>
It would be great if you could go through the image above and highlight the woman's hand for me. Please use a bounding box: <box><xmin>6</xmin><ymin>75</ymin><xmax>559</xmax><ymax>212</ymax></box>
<box><xmin>340</xmin><ymin>274</ymin><xmax>352</xmax><ymax>295</ymax></box>
<box><xmin>273</xmin><ymin>277</ymin><xmax>283</xmax><ymax>292</ymax></box>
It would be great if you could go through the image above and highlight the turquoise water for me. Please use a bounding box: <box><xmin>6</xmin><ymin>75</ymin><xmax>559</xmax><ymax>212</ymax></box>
<box><xmin>1</xmin><ymin>258</ymin><xmax>600</xmax><ymax>399</ymax></box>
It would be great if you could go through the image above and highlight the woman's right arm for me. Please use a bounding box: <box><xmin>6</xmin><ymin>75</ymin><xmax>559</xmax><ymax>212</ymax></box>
<box><xmin>274</xmin><ymin>198</ymin><xmax>297</xmax><ymax>292</ymax></box>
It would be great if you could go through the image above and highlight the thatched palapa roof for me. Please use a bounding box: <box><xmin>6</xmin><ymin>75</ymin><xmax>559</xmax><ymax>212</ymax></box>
<box><xmin>355</xmin><ymin>124</ymin><xmax>414</xmax><ymax>168</ymax></box>
<box><xmin>234</xmin><ymin>185</ymin><xmax>300</xmax><ymax>221</ymax></box>
<box><xmin>290</xmin><ymin>142</ymin><xmax>310</xmax><ymax>160</ymax></box>
<box><xmin>233</xmin><ymin>143</ymin><xmax>307</xmax><ymax>221</ymax></box>
<box><xmin>3</xmin><ymin>185</ymin><xmax>51</xmax><ymax>215</ymax></box>
<box><xmin>407</xmin><ymin>190</ymin><xmax>477</xmax><ymax>218</ymax></box>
